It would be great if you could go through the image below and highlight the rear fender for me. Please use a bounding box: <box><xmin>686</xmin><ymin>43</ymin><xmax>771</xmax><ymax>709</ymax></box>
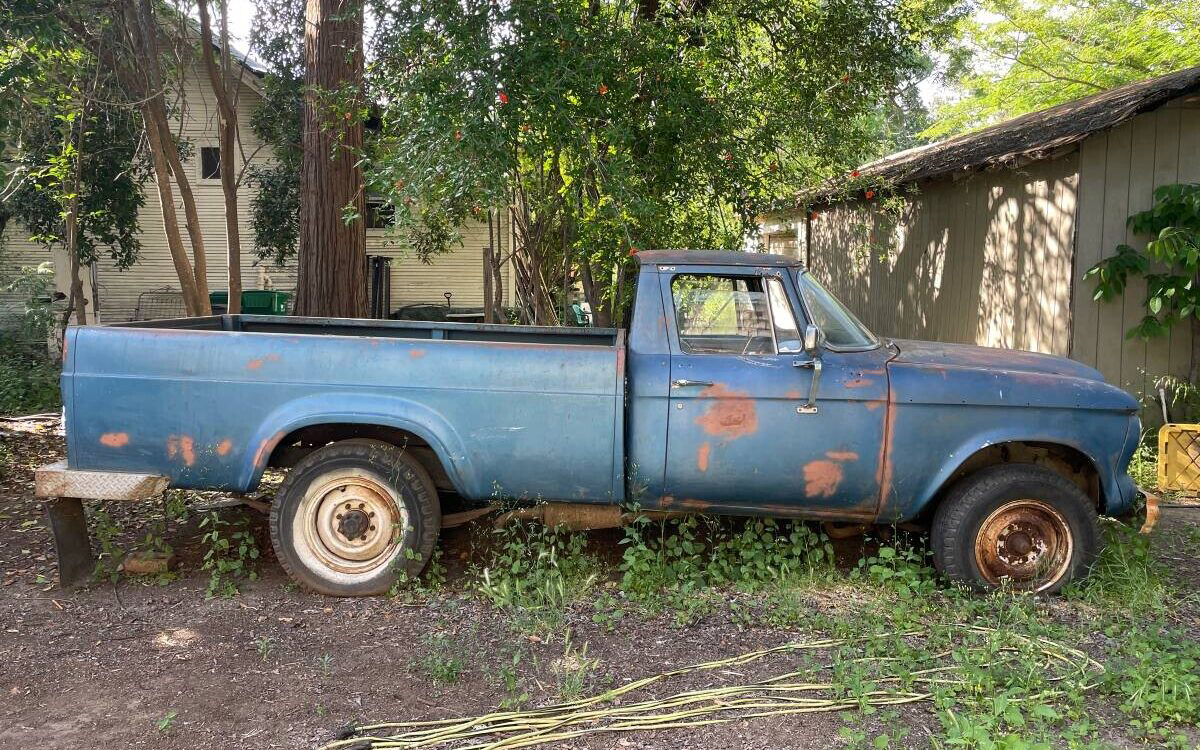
<box><xmin>240</xmin><ymin>392</ymin><xmax>476</xmax><ymax>496</ymax></box>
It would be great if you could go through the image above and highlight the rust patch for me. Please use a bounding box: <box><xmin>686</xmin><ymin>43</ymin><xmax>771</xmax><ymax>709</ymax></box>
<box><xmin>825</xmin><ymin>451</ymin><xmax>858</xmax><ymax>461</ymax></box>
<box><xmin>408</xmin><ymin>349</ymin><xmax>426</xmax><ymax>359</ymax></box>
<box><xmin>253</xmin><ymin>430</ymin><xmax>287</xmax><ymax>469</ymax></box>
<box><xmin>697</xmin><ymin>442</ymin><xmax>711</xmax><ymax>472</ymax></box>
<box><xmin>216</xmin><ymin>439</ymin><xmax>233</xmax><ymax>456</ymax></box>
<box><xmin>804</xmin><ymin>460</ymin><xmax>843</xmax><ymax>498</ymax></box>
<box><xmin>694</xmin><ymin>384</ymin><xmax>758</xmax><ymax>439</ymax></box>
<box><xmin>100</xmin><ymin>432</ymin><xmax>129</xmax><ymax>448</ymax></box>
<box><xmin>246</xmin><ymin>353</ymin><xmax>281</xmax><ymax>370</ymax></box>
<box><xmin>166</xmin><ymin>435</ymin><xmax>196</xmax><ymax>467</ymax></box>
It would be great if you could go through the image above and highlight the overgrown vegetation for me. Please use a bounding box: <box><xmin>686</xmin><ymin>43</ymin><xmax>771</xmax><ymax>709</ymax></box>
<box><xmin>452</xmin><ymin>503</ymin><xmax>1200</xmax><ymax>749</ymax></box>
<box><xmin>0</xmin><ymin>264</ymin><xmax>61</xmax><ymax>416</ymax></box>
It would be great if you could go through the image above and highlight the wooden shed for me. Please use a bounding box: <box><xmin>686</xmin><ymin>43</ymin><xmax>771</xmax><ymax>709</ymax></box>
<box><xmin>760</xmin><ymin>66</ymin><xmax>1200</xmax><ymax>401</ymax></box>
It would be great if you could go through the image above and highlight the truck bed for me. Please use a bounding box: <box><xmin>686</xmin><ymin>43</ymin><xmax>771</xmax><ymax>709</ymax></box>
<box><xmin>64</xmin><ymin>315</ymin><xmax>626</xmax><ymax>503</ymax></box>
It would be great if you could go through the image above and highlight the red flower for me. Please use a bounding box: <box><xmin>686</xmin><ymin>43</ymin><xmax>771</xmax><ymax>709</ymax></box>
<box><xmin>498</xmin><ymin>91</ymin><xmax>509</xmax><ymax>105</ymax></box>
<box><xmin>598</xmin><ymin>83</ymin><xmax>608</xmax><ymax>95</ymax></box>
<box><xmin>865</xmin><ymin>190</ymin><xmax>875</xmax><ymax>200</ymax></box>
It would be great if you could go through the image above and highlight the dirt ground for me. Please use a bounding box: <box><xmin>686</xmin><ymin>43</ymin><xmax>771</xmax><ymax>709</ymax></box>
<box><xmin>1</xmin><ymin>419</ymin><xmax>1198</xmax><ymax>750</ymax></box>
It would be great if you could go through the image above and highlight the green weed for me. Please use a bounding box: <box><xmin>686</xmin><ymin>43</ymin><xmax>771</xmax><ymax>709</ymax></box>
<box><xmin>199</xmin><ymin>511</ymin><xmax>260</xmax><ymax>598</ymax></box>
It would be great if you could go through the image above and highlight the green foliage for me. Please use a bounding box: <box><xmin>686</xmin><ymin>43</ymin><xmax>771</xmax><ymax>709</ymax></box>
<box><xmin>418</xmin><ymin>634</ymin><xmax>466</xmax><ymax>683</ymax></box>
<box><xmin>199</xmin><ymin>511</ymin><xmax>260</xmax><ymax>598</ymax></box>
<box><xmin>852</xmin><ymin>541</ymin><xmax>939</xmax><ymax>601</ymax></box>
<box><xmin>1103</xmin><ymin>623</ymin><xmax>1200</xmax><ymax>746</ymax></box>
<box><xmin>1086</xmin><ymin>183</ymin><xmax>1200</xmax><ymax>343</ymax></box>
<box><xmin>931</xmin><ymin>0</ymin><xmax>1200</xmax><ymax>138</ymax></box>
<box><xmin>477</xmin><ymin>519</ymin><xmax>599</xmax><ymax>618</ymax></box>
<box><xmin>362</xmin><ymin>0</ymin><xmax>957</xmax><ymax>322</ymax></box>
<box><xmin>619</xmin><ymin>515</ymin><xmax>833</xmax><ymax>605</ymax></box>
<box><xmin>0</xmin><ymin>264</ymin><xmax>61</xmax><ymax>416</ymax></box>
<box><xmin>1065</xmin><ymin>519</ymin><xmax>1174</xmax><ymax>614</ymax></box>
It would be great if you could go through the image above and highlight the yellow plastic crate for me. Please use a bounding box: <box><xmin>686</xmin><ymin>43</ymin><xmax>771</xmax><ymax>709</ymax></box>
<box><xmin>1159</xmin><ymin>423</ymin><xmax>1200</xmax><ymax>494</ymax></box>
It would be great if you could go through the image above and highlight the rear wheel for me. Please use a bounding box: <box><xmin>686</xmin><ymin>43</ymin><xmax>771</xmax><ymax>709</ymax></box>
<box><xmin>931</xmin><ymin>464</ymin><xmax>1099</xmax><ymax>594</ymax></box>
<box><xmin>270</xmin><ymin>440</ymin><xmax>440</xmax><ymax>596</ymax></box>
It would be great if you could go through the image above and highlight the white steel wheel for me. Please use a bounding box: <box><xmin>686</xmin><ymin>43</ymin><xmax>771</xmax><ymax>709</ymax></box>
<box><xmin>270</xmin><ymin>440</ymin><xmax>440</xmax><ymax>596</ymax></box>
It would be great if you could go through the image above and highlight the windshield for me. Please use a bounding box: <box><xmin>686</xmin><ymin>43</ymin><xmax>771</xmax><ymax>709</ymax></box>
<box><xmin>795</xmin><ymin>272</ymin><xmax>877</xmax><ymax>348</ymax></box>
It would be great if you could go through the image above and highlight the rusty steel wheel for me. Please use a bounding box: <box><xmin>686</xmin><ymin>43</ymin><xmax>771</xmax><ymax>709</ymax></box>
<box><xmin>932</xmin><ymin>464</ymin><xmax>1099</xmax><ymax>594</ymax></box>
<box><xmin>271</xmin><ymin>440</ymin><xmax>440</xmax><ymax>596</ymax></box>
<box><xmin>973</xmin><ymin>499</ymin><xmax>1073</xmax><ymax>591</ymax></box>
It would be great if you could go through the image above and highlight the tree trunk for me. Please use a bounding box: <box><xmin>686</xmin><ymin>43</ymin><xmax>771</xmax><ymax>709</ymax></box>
<box><xmin>295</xmin><ymin>0</ymin><xmax>367</xmax><ymax>318</ymax></box>
<box><xmin>122</xmin><ymin>0</ymin><xmax>211</xmax><ymax>315</ymax></box>
<box><xmin>198</xmin><ymin>0</ymin><xmax>243</xmax><ymax>314</ymax></box>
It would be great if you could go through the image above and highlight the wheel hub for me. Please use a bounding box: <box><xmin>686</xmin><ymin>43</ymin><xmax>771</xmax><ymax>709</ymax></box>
<box><xmin>975</xmin><ymin>499</ymin><xmax>1072</xmax><ymax>591</ymax></box>
<box><xmin>296</xmin><ymin>472</ymin><xmax>408</xmax><ymax>576</ymax></box>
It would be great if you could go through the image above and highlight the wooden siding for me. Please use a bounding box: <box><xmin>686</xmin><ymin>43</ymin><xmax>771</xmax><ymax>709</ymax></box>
<box><xmin>1</xmin><ymin>64</ymin><xmax>509</xmax><ymax>323</ymax></box>
<box><xmin>796</xmin><ymin>153</ymin><xmax>1079</xmax><ymax>358</ymax></box>
<box><xmin>1071</xmin><ymin>94</ymin><xmax>1200</xmax><ymax>397</ymax></box>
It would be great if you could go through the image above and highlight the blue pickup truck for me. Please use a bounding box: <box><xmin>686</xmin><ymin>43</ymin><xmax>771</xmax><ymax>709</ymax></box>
<box><xmin>54</xmin><ymin>250</ymin><xmax>1140</xmax><ymax>595</ymax></box>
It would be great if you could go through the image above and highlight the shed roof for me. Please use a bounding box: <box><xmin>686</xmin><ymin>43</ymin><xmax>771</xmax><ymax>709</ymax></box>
<box><xmin>799</xmin><ymin>65</ymin><xmax>1200</xmax><ymax>205</ymax></box>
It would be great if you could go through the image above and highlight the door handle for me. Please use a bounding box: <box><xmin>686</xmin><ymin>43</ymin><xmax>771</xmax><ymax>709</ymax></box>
<box><xmin>671</xmin><ymin>379</ymin><xmax>714</xmax><ymax>388</ymax></box>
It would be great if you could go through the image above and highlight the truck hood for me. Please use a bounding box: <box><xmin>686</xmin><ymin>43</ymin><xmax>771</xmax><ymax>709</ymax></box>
<box><xmin>887</xmin><ymin>339</ymin><xmax>1106</xmax><ymax>381</ymax></box>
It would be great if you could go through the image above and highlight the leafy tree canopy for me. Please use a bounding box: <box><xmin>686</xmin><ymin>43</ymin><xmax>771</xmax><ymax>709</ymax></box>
<box><xmin>360</xmin><ymin>0</ymin><xmax>958</xmax><ymax>322</ymax></box>
<box><xmin>929</xmin><ymin>0</ymin><xmax>1200</xmax><ymax>139</ymax></box>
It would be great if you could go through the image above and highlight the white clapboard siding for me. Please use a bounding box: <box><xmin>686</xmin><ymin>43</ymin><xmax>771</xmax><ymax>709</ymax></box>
<box><xmin>2</xmin><ymin>60</ymin><xmax>509</xmax><ymax>324</ymax></box>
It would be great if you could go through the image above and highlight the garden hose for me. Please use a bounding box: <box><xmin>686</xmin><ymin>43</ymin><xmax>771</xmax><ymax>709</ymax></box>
<box><xmin>322</xmin><ymin>625</ymin><xmax>1103</xmax><ymax>750</ymax></box>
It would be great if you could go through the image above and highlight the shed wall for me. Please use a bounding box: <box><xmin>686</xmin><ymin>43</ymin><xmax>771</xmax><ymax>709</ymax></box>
<box><xmin>801</xmin><ymin>153</ymin><xmax>1079</xmax><ymax>358</ymax></box>
<box><xmin>1071</xmin><ymin>93</ymin><xmax>1200</xmax><ymax>397</ymax></box>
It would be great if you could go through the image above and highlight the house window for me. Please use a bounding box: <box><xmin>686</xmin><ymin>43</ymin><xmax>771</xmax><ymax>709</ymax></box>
<box><xmin>366</xmin><ymin>198</ymin><xmax>395</xmax><ymax>229</ymax></box>
<box><xmin>200</xmin><ymin>146</ymin><xmax>221</xmax><ymax>180</ymax></box>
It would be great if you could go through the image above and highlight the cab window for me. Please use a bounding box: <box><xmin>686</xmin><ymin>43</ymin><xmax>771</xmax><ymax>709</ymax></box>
<box><xmin>671</xmin><ymin>274</ymin><xmax>787</xmax><ymax>355</ymax></box>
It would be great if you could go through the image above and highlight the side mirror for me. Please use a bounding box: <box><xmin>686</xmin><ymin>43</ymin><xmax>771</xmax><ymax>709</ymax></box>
<box><xmin>803</xmin><ymin>324</ymin><xmax>824</xmax><ymax>354</ymax></box>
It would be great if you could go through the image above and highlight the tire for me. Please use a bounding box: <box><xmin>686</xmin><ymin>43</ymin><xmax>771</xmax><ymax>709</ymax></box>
<box><xmin>270</xmin><ymin>439</ymin><xmax>441</xmax><ymax>596</ymax></box>
<box><xmin>931</xmin><ymin>464</ymin><xmax>1099</xmax><ymax>594</ymax></box>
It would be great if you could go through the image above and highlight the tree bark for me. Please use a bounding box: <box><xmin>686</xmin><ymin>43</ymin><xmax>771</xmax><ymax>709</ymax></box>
<box><xmin>295</xmin><ymin>0</ymin><xmax>367</xmax><ymax>318</ymax></box>
<box><xmin>198</xmin><ymin>0</ymin><xmax>243</xmax><ymax>313</ymax></box>
<box><xmin>121</xmin><ymin>0</ymin><xmax>211</xmax><ymax>315</ymax></box>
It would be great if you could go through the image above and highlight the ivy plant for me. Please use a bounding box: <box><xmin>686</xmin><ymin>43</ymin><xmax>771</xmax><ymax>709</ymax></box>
<box><xmin>1086</xmin><ymin>183</ymin><xmax>1200</xmax><ymax>344</ymax></box>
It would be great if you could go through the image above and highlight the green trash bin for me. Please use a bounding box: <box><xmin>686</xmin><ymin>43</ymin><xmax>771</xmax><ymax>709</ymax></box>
<box><xmin>209</xmin><ymin>290</ymin><xmax>291</xmax><ymax>315</ymax></box>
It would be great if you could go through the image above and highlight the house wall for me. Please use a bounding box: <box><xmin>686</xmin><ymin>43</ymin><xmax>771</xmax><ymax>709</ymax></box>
<box><xmin>1070</xmin><ymin>93</ymin><xmax>1200</xmax><ymax>398</ymax></box>
<box><xmin>1</xmin><ymin>64</ymin><xmax>510</xmax><ymax>324</ymax></box>
<box><xmin>789</xmin><ymin>152</ymin><xmax>1079</xmax><ymax>358</ymax></box>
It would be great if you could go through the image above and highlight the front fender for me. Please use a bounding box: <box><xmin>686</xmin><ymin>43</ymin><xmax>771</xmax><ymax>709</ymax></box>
<box><xmin>883</xmin><ymin>407</ymin><xmax>1137</xmax><ymax>521</ymax></box>
<box><xmin>239</xmin><ymin>392</ymin><xmax>478</xmax><ymax>496</ymax></box>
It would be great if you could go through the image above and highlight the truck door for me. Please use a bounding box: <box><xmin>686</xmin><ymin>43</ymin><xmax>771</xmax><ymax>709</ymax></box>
<box><xmin>659</xmin><ymin>266</ymin><xmax>890</xmax><ymax>518</ymax></box>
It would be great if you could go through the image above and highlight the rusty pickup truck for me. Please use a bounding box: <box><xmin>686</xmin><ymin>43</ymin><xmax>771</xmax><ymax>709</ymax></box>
<box><xmin>47</xmin><ymin>250</ymin><xmax>1140</xmax><ymax>595</ymax></box>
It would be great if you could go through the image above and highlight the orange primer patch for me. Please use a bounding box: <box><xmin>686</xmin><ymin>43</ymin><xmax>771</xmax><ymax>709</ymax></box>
<box><xmin>697</xmin><ymin>441</ymin><xmax>711</xmax><ymax>472</ymax></box>
<box><xmin>246</xmin><ymin>353</ymin><xmax>281</xmax><ymax>370</ymax></box>
<box><xmin>100</xmin><ymin>432</ymin><xmax>129</xmax><ymax>448</ymax></box>
<box><xmin>167</xmin><ymin>435</ymin><xmax>196</xmax><ymax>467</ymax></box>
<box><xmin>804</xmin><ymin>460</ymin><xmax>843</xmax><ymax>498</ymax></box>
<box><xmin>216</xmin><ymin>439</ymin><xmax>233</xmax><ymax>456</ymax></box>
<box><xmin>694</xmin><ymin>384</ymin><xmax>758</xmax><ymax>439</ymax></box>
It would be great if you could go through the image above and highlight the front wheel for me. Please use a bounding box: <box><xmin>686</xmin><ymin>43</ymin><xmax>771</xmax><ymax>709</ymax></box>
<box><xmin>270</xmin><ymin>440</ymin><xmax>440</xmax><ymax>596</ymax></box>
<box><xmin>931</xmin><ymin>464</ymin><xmax>1099</xmax><ymax>594</ymax></box>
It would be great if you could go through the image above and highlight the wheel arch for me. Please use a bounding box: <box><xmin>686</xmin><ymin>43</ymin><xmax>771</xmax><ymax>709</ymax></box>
<box><xmin>911</xmin><ymin>437</ymin><xmax>1109</xmax><ymax>523</ymax></box>
<box><xmin>238</xmin><ymin>393</ymin><xmax>478</xmax><ymax>498</ymax></box>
